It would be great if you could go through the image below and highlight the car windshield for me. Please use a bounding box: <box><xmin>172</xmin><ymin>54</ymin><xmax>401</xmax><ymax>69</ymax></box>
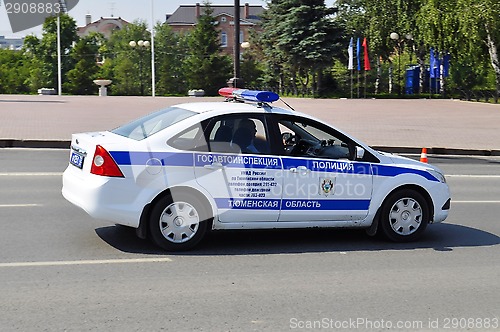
<box><xmin>112</xmin><ymin>107</ymin><xmax>196</xmax><ymax>140</ymax></box>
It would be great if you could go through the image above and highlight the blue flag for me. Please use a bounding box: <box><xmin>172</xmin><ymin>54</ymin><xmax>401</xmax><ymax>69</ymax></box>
<box><xmin>356</xmin><ymin>38</ymin><xmax>361</xmax><ymax>71</ymax></box>
<box><xmin>430</xmin><ymin>48</ymin><xmax>436</xmax><ymax>78</ymax></box>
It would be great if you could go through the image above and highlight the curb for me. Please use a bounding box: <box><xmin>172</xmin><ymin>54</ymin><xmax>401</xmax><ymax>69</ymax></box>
<box><xmin>1</xmin><ymin>139</ymin><xmax>499</xmax><ymax>156</ymax></box>
<box><xmin>0</xmin><ymin>139</ymin><xmax>70</xmax><ymax>149</ymax></box>
<box><xmin>372</xmin><ymin>146</ymin><xmax>500</xmax><ymax>157</ymax></box>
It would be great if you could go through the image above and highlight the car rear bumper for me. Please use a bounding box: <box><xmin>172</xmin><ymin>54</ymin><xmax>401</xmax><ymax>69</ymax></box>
<box><xmin>62</xmin><ymin>166</ymin><xmax>142</xmax><ymax>227</ymax></box>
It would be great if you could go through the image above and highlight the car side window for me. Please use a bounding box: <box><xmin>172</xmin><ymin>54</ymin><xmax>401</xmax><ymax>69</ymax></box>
<box><xmin>277</xmin><ymin>116</ymin><xmax>353</xmax><ymax>160</ymax></box>
<box><xmin>207</xmin><ymin>115</ymin><xmax>270</xmax><ymax>154</ymax></box>
<box><xmin>168</xmin><ymin>123</ymin><xmax>209</xmax><ymax>152</ymax></box>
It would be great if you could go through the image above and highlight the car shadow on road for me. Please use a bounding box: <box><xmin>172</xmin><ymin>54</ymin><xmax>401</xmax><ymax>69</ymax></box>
<box><xmin>95</xmin><ymin>222</ymin><xmax>499</xmax><ymax>256</ymax></box>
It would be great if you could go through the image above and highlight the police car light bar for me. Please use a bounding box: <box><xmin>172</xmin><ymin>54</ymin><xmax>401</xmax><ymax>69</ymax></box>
<box><xmin>218</xmin><ymin>88</ymin><xmax>279</xmax><ymax>103</ymax></box>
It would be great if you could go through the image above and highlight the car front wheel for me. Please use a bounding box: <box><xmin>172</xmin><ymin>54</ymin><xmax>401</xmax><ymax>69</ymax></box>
<box><xmin>149</xmin><ymin>192</ymin><xmax>209</xmax><ymax>251</ymax></box>
<box><xmin>379</xmin><ymin>189</ymin><xmax>429</xmax><ymax>242</ymax></box>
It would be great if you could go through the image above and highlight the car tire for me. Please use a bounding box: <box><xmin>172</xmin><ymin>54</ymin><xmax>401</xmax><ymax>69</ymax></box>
<box><xmin>149</xmin><ymin>192</ymin><xmax>209</xmax><ymax>251</ymax></box>
<box><xmin>379</xmin><ymin>189</ymin><xmax>429</xmax><ymax>242</ymax></box>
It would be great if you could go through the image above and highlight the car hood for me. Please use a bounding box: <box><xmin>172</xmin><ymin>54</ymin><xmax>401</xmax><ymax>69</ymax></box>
<box><xmin>379</xmin><ymin>151</ymin><xmax>444</xmax><ymax>173</ymax></box>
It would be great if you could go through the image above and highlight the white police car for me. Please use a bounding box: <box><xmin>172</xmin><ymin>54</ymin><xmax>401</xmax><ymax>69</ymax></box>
<box><xmin>62</xmin><ymin>88</ymin><xmax>450</xmax><ymax>251</ymax></box>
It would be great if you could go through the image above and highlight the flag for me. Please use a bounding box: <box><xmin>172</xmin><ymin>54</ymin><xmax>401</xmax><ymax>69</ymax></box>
<box><xmin>429</xmin><ymin>48</ymin><xmax>436</xmax><ymax>78</ymax></box>
<box><xmin>362</xmin><ymin>37</ymin><xmax>371</xmax><ymax>71</ymax></box>
<box><xmin>348</xmin><ymin>37</ymin><xmax>354</xmax><ymax>70</ymax></box>
<box><xmin>435</xmin><ymin>55</ymin><xmax>441</xmax><ymax>78</ymax></box>
<box><xmin>443</xmin><ymin>53</ymin><xmax>451</xmax><ymax>77</ymax></box>
<box><xmin>356</xmin><ymin>38</ymin><xmax>361</xmax><ymax>71</ymax></box>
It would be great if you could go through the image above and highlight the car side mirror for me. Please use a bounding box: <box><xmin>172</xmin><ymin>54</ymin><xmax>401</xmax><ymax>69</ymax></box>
<box><xmin>355</xmin><ymin>146</ymin><xmax>365</xmax><ymax>160</ymax></box>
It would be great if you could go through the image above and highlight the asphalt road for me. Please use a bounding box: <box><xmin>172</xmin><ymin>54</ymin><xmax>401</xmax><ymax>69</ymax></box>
<box><xmin>0</xmin><ymin>149</ymin><xmax>499</xmax><ymax>331</ymax></box>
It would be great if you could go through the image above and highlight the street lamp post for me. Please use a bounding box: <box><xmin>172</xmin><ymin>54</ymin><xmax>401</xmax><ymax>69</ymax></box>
<box><xmin>405</xmin><ymin>33</ymin><xmax>414</xmax><ymax>64</ymax></box>
<box><xmin>129</xmin><ymin>40</ymin><xmax>150</xmax><ymax>96</ymax></box>
<box><xmin>390</xmin><ymin>32</ymin><xmax>402</xmax><ymax>96</ymax></box>
<box><xmin>228</xmin><ymin>0</ymin><xmax>244</xmax><ymax>88</ymax></box>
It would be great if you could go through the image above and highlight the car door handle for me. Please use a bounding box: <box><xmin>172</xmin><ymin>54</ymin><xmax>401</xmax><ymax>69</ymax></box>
<box><xmin>204</xmin><ymin>162</ymin><xmax>224</xmax><ymax>170</ymax></box>
<box><xmin>290</xmin><ymin>166</ymin><xmax>310</xmax><ymax>173</ymax></box>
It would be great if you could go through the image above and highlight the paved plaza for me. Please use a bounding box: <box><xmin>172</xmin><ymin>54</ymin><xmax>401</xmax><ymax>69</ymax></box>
<box><xmin>1</xmin><ymin>94</ymin><xmax>499</xmax><ymax>155</ymax></box>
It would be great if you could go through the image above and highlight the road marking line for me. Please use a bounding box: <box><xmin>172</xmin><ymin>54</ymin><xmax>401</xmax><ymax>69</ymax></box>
<box><xmin>453</xmin><ymin>201</ymin><xmax>500</xmax><ymax>204</ymax></box>
<box><xmin>0</xmin><ymin>257</ymin><xmax>173</xmax><ymax>268</ymax></box>
<box><xmin>0</xmin><ymin>204</ymin><xmax>42</xmax><ymax>208</ymax></box>
<box><xmin>0</xmin><ymin>172</ymin><xmax>63</xmax><ymax>176</ymax></box>
<box><xmin>446</xmin><ymin>175</ymin><xmax>500</xmax><ymax>178</ymax></box>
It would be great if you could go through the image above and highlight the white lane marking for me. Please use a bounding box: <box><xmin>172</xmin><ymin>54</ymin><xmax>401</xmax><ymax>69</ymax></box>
<box><xmin>453</xmin><ymin>201</ymin><xmax>500</xmax><ymax>204</ymax></box>
<box><xmin>446</xmin><ymin>175</ymin><xmax>500</xmax><ymax>178</ymax></box>
<box><xmin>0</xmin><ymin>204</ymin><xmax>42</xmax><ymax>208</ymax></box>
<box><xmin>0</xmin><ymin>172</ymin><xmax>63</xmax><ymax>176</ymax></box>
<box><xmin>0</xmin><ymin>257</ymin><xmax>173</xmax><ymax>268</ymax></box>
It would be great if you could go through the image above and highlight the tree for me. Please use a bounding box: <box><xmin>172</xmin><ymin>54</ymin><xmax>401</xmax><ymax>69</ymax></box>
<box><xmin>154</xmin><ymin>23</ymin><xmax>189</xmax><ymax>95</ymax></box>
<box><xmin>105</xmin><ymin>21</ymin><xmax>152</xmax><ymax>95</ymax></box>
<box><xmin>258</xmin><ymin>0</ymin><xmax>342</xmax><ymax>96</ymax></box>
<box><xmin>455</xmin><ymin>0</ymin><xmax>500</xmax><ymax>99</ymax></box>
<box><xmin>26</xmin><ymin>14</ymin><xmax>79</xmax><ymax>93</ymax></box>
<box><xmin>240</xmin><ymin>52</ymin><xmax>264</xmax><ymax>89</ymax></box>
<box><xmin>183</xmin><ymin>2</ymin><xmax>232</xmax><ymax>96</ymax></box>
<box><xmin>336</xmin><ymin>0</ymin><xmax>426</xmax><ymax>95</ymax></box>
<box><xmin>0</xmin><ymin>49</ymin><xmax>30</xmax><ymax>94</ymax></box>
<box><xmin>64</xmin><ymin>33</ymin><xmax>103</xmax><ymax>95</ymax></box>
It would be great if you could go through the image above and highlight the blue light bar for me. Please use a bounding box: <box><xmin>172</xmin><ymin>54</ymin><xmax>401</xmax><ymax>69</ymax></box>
<box><xmin>233</xmin><ymin>89</ymin><xmax>280</xmax><ymax>103</ymax></box>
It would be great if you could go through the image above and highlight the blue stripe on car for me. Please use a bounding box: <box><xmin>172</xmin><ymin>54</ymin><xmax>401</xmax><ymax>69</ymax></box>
<box><xmin>282</xmin><ymin>199</ymin><xmax>370</xmax><ymax>210</ymax></box>
<box><xmin>109</xmin><ymin>151</ymin><xmax>438</xmax><ymax>181</ymax></box>
<box><xmin>214</xmin><ymin>198</ymin><xmax>370</xmax><ymax>210</ymax></box>
<box><xmin>110</xmin><ymin>151</ymin><xmax>193</xmax><ymax>167</ymax></box>
<box><xmin>372</xmin><ymin>165</ymin><xmax>439</xmax><ymax>182</ymax></box>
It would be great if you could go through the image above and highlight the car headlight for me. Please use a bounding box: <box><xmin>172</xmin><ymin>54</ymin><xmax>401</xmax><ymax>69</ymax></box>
<box><xmin>427</xmin><ymin>169</ymin><xmax>446</xmax><ymax>183</ymax></box>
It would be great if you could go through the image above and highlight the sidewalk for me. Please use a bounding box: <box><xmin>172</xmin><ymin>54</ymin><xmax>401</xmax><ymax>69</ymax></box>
<box><xmin>1</xmin><ymin>94</ymin><xmax>499</xmax><ymax>155</ymax></box>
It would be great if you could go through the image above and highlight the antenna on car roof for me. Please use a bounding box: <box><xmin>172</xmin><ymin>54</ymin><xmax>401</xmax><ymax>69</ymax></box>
<box><xmin>279</xmin><ymin>97</ymin><xmax>295</xmax><ymax>111</ymax></box>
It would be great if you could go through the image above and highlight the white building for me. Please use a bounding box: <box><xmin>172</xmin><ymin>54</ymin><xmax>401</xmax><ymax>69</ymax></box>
<box><xmin>0</xmin><ymin>36</ymin><xmax>24</xmax><ymax>50</ymax></box>
<box><xmin>77</xmin><ymin>14</ymin><xmax>129</xmax><ymax>39</ymax></box>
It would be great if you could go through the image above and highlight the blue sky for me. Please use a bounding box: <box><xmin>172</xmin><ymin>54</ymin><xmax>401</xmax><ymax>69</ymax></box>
<box><xmin>1</xmin><ymin>0</ymin><xmax>335</xmax><ymax>38</ymax></box>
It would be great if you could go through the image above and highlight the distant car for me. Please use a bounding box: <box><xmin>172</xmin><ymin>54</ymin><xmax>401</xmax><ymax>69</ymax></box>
<box><xmin>62</xmin><ymin>88</ymin><xmax>450</xmax><ymax>251</ymax></box>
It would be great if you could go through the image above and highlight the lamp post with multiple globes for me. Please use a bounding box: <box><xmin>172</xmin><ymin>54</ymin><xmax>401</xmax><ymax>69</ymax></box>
<box><xmin>129</xmin><ymin>40</ymin><xmax>151</xmax><ymax>96</ymax></box>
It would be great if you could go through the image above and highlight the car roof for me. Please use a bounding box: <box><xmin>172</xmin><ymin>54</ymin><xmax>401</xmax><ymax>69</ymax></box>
<box><xmin>173</xmin><ymin>101</ymin><xmax>296</xmax><ymax>116</ymax></box>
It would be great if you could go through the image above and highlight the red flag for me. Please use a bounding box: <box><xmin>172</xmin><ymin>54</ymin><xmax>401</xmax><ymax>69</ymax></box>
<box><xmin>362</xmin><ymin>37</ymin><xmax>371</xmax><ymax>71</ymax></box>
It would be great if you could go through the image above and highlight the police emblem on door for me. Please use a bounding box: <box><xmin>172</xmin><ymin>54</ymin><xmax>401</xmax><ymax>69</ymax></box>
<box><xmin>320</xmin><ymin>178</ymin><xmax>335</xmax><ymax>196</ymax></box>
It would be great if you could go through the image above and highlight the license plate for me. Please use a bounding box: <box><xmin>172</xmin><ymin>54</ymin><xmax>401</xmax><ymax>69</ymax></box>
<box><xmin>70</xmin><ymin>151</ymin><xmax>85</xmax><ymax>169</ymax></box>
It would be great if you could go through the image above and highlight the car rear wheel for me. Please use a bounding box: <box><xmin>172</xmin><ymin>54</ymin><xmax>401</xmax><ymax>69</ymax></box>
<box><xmin>149</xmin><ymin>192</ymin><xmax>209</xmax><ymax>251</ymax></box>
<box><xmin>379</xmin><ymin>189</ymin><xmax>429</xmax><ymax>242</ymax></box>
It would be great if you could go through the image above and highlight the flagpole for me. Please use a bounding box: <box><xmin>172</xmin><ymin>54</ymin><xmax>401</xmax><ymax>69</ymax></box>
<box><xmin>347</xmin><ymin>37</ymin><xmax>354</xmax><ymax>99</ymax></box>
<box><xmin>56</xmin><ymin>1</ymin><xmax>67</xmax><ymax>96</ymax></box>
<box><xmin>364</xmin><ymin>71</ymin><xmax>367</xmax><ymax>98</ymax></box>
<box><xmin>57</xmin><ymin>15</ymin><xmax>61</xmax><ymax>96</ymax></box>
<box><xmin>356</xmin><ymin>38</ymin><xmax>360</xmax><ymax>98</ymax></box>
<box><xmin>350</xmin><ymin>70</ymin><xmax>353</xmax><ymax>99</ymax></box>
<box><xmin>357</xmin><ymin>71</ymin><xmax>360</xmax><ymax>98</ymax></box>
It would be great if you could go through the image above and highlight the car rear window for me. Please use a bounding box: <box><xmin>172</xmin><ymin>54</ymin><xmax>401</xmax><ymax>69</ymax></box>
<box><xmin>112</xmin><ymin>107</ymin><xmax>196</xmax><ymax>140</ymax></box>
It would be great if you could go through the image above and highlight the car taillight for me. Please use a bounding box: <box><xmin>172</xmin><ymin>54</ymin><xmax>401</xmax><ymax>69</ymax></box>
<box><xmin>90</xmin><ymin>145</ymin><xmax>124</xmax><ymax>177</ymax></box>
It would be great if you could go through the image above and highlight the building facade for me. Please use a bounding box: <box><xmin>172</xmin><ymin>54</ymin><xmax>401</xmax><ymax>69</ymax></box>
<box><xmin>0</xmin><ymin>36</ymin><xmax>24</xmax><ymax>50</ymax></box>
<box><xmin>166</xmin><ymin>3</ymin><xmax>264</xmax><ymax>55</ymax></box>
<box><xmin>77</xmin><ymin>15</ymin><xmax>129</xmax><ymax>39</ymax></box>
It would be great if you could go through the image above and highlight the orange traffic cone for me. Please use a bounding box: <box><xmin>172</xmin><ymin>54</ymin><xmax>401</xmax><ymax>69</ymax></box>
<box><xmin>420</xmin><ymin>148</ymin><xmax>428</xmax><ymax>163</ymax></box>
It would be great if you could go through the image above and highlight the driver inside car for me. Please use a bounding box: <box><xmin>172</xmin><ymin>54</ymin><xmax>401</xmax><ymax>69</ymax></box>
<box><xmin>232</xmin><ymin>119</ymin><xmax>259</xmax><ymax>153</ymax></box>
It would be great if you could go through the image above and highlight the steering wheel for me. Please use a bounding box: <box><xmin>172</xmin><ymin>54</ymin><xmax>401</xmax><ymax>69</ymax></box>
<box><xmin>290</xmin><ymin>139</ymin><xmax>314</xmax><ymax>156</ymax></box>
<box><xmin>282</xmin><ymin>132</ymin><xmax>296</xmax><ymax>146</ymax></box>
